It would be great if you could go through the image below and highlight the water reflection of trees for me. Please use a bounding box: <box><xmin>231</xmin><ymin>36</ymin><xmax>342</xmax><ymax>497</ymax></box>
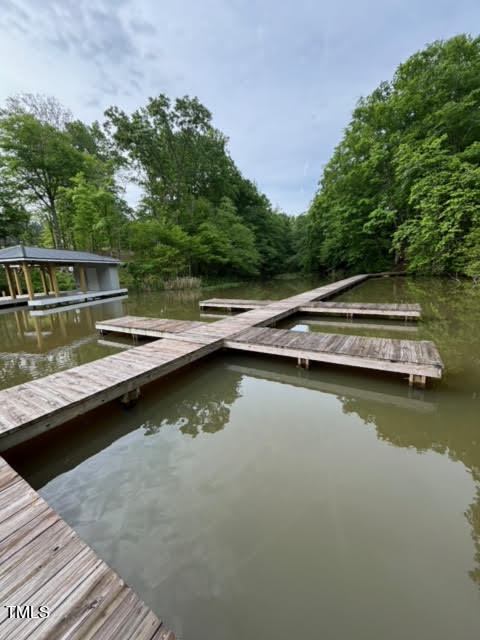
<box><xmin>140</xmin><ymin>366</ymin><xmax>243</xmax><ymax>438</ymax></box>
<box><xmin>341</xmin><ymin>389</ymin><xmax>480</xmax><ymax>587</ymax></box>
<box><xmin>9</xmin><ymin>362</ymin><xmax>244</xmax><ymax>487</ymax></box>
<box><xmin>228</xmin><ymin>357</ymin><xmax>480</xmax><ymax>591</ymax></box>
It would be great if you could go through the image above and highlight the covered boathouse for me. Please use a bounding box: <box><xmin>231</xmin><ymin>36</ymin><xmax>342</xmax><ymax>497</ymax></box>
<box><xmin>0</xmin><ymin>244</ymin><xmax>127</xmax><ymax>309</ymax></box>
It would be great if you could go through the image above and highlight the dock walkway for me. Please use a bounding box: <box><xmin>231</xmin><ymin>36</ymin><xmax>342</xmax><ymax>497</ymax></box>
<box><xmin>199</xmin><ymin>298</ymin><xmax>421</xmax><ymax>320</ymax></box>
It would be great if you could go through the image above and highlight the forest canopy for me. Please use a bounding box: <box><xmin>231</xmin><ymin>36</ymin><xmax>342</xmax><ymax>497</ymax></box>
<box><xmin>0</xmin><ymin>93</ymin><xmax>293</xmax><ymax>287</ymax></box>
<box><xmin>299</xmin><ymin>34</ymin><xmax>480</xmax><ymax>279</ymax></box>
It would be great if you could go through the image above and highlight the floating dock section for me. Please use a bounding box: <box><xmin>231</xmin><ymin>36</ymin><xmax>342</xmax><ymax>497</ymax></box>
<box><xmin>224</xmin><ymin>327</ymin><xmax>442</xmax><ymax>383</ymax></box>
<box><xmin>200</xmin><ymin>298</ymin><xmax>421</xmax><ymax>320</ymax></box>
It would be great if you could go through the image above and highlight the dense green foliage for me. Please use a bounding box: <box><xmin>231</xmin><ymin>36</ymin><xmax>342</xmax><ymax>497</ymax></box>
<box><xmin>0</xmin><ymin>93</ymin><xmax>292</xmax><ymax>288</ymax></box>
<box><xmin>301</xmin><ymin>34</ymin><xmax>480</xmax><ymax>278</ymax></box>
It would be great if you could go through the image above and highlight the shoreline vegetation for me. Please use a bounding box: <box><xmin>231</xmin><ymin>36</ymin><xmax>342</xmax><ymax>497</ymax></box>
<box><xmin>1</xmin><ymin>34</ymin><xmax>480</xmax><ymax>290</ymax></box>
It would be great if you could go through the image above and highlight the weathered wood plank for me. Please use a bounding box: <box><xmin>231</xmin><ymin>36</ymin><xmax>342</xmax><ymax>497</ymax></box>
<box><xmin>226</xmin><ymin>327</ymin><xmax>443</xmax><ymax>379</ymax></box>
<box><xmin>0</xmin><ymin>460</ymin><xmax>172</xmax><ymax>639</ymax></box>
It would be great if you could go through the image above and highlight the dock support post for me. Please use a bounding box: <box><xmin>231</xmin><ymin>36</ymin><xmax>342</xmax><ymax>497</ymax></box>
<box><xmin>297</xmin><ymin>357</ymin><xmax>310</xmax><ymax>369</ymax></box>
<box><xmin>120</xmin><ymin>388</ymin><xmax>140</xmax><ymax>407</ymax></box>
<box><xmin>409</xmin><ymin>374</ymin><xmax>426</xmax><ymax>389</ymax></box>
<box><xmin>21</xmin><ymin>263</ymin><xmax>35</xmax><ymax>301</ymax></box>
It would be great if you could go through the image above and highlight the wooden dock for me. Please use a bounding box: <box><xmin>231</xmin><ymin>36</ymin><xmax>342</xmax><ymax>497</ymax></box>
<box><xmin>298</xmin><ymin>301</ymin><xmax>421</xmax><ymax>319</ymax></box>
<box><xmin>199</xmin><ymin>298</ymin><xmax>272</xmax><ymax>311</ymax></box>
<box><xmin>0</xmin><ymin>272</ymin><xmax>443</xmax><ymax>639</ymax></box>
<box><xmin>0</xmin><ymin>274</ymin><xmax>374</xmax><ymax>449</ymax></box>
<box><xmin>0</xmin><ymin>457</ymin><xmax>175</xmax><ymax>640</ymax></box>
<box><xmin>96</xmin><ymin>316</ymin><xmax>207</xmax><ymax>340</ymax></box>
<box><xmin>224</xmin><ymin>327</ymin><xmax>442</xmax><ymax>383</ymax></box>
<box><xmin>295</xmin><ymin>318</ymin><xmax>420</xmax><ymax>332</ymax></box>
<box><xmin>199</xmin><ymin>298</ymin><xmax>421</xmax><ymax>320</ymax></box>
<box><xmin>0</xmin><ymin>336</ymin><xmax>222</xmax><ymax>451</ymax></box>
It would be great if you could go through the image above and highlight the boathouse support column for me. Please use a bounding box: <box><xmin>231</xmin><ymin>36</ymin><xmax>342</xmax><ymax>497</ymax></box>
<box><xmin>78</xmin><ymin>265</ymin><xmax>87</xmax><ymax>294</ymax></box>
<box><xmin>21</xmin><ymin>263</ymin><xmax>35</xmax><ymax>301</ymax></box>
<box><xmin>44</xmin><ymin>267</ymin><xmax>53</xmax><ymax>294</ymax></box>
<box><xmin>48</xmin><ymin>264</ymin><xmax>60</xmax><ymax>297</ymax></box>
<box><xmin>39</xmin><ymin>267</ymin><xmax>48</xmax><ymax>295</ymax></box>
<box><xmin>13</xmin><ymin>268</ymin><xmax>22</xmax><ymax>296</ymax></box>
<box><xmin>4</xmin><ymin>266</ymin><xmax>16</xmax><ymax>299</ymax></box>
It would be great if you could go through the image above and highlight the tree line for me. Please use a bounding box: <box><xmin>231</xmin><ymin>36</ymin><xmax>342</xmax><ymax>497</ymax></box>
<box><xmin>2</xmin><ymin>33</ymin><xmax>480</xmax><ymax>287</ymax></box>
<box><xmin>0</xmin><ymin>93</ymin><xmax>293</xmax><ymax>287</ymax></box>
<box><xmin>296</xmin><ymin>34</ymin><xmax>480</xmax><ymax>280</ymax></box>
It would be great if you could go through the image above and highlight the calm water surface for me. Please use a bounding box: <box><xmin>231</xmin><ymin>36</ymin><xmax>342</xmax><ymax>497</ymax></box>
<box><xmin>2</xmin><ymin>276</ymin><xmax>480</xmax><ymax>639</ymax></box>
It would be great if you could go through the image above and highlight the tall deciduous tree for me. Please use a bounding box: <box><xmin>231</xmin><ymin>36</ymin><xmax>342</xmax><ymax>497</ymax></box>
<box><xmin>302</xmin><ymin>34</ymin><xmax>480</xmax><ymax>278</ymax></box>
<box><xmin>0</xmin><ymin>112</ymin><xmax>84</xmax><ymax>247</ymax></box>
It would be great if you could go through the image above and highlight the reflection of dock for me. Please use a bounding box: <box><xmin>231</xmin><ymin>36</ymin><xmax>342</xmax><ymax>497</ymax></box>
<box><xmin>227</xmin><ymin>362</ymin><xmax>436</xmax><ymax>412</ymax></box>
<box><xmin>97</xmin><ymin>337</ymin><xmax>132</xmax><ymax>350</ymax></box>
<box><xmin>203</xmin><ymin>313</ymin><xmax>420</xmax><ymax>333</ymax></box>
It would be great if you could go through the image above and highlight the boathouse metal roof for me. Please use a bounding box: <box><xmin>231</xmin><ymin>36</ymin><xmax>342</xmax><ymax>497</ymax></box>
<box><xmin>0</xmin><ymin>245</ymin><xmax>120</xmax><ymax>265</ymax></box>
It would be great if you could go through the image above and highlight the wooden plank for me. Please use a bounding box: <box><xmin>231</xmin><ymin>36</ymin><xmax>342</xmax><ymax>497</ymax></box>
<box><xmin>225</xmin><ymin>327</ymin><xmax>443</xmax><ymax>379</ymax></box>
<box><xmin>298</xmin><ymin>301</ymin><xmax>421</xmax><ymax>318</ymax></box>
<box><xmin>0</xmin><ymin>460</ymin><xmax>173</xmax><ymax>639</ymax></box>
<box><xmin>42</xmin><ymin>570</ymin><xmax>128</xmax><ymax>640</ymax></box>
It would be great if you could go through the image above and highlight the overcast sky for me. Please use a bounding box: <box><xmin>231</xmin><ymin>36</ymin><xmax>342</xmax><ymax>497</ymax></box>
<box><xmin>0</xmin><ymin>0</ymin><xmax>478</xmax><ymax>214</ymax></box>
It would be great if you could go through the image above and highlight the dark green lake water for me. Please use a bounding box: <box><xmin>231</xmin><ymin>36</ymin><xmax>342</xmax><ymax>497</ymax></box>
<box><xmin>2</xmin><ymin>276</ymin><xmax>480</xmax><ymax>639</ymax></box>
